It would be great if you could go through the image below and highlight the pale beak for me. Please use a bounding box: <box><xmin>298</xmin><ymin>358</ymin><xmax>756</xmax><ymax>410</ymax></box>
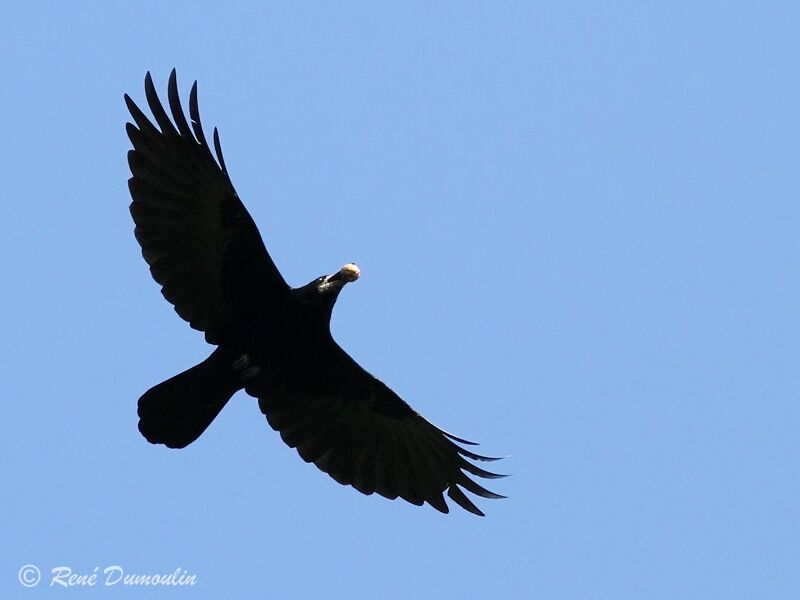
<box><xmin>325</xmin><ymin>263</ymin><xmax>360</xmax><ymax>286</ymax></box>
<box><xmin>338</xmin><ymin>263</ymin><xmax>360</xmax><ymax>282</ymax></box>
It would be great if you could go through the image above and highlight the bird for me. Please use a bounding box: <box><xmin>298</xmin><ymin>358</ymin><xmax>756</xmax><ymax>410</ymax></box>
<box><xmin>124</xmin><ymin>69</ymin><xmax>506</xmax><ymax>515</ymax></box>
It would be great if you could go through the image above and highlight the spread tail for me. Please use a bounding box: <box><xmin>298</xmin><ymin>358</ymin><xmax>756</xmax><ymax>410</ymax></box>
<box><xmin>138</xmin><ymin>352</ymin><xmax>240</xmax><ymax>448</ymax></box>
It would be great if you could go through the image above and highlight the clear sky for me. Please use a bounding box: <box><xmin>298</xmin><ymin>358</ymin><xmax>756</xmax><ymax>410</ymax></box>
<box><xmin>2</xmin><ymin>2</ymin><xmax>799</xmax><ymax>598</ymax></box>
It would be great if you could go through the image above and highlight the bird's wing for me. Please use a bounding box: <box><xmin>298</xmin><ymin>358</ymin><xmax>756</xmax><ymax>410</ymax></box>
<box><xmin>256</xmin><ymin>340</ymin><xmax>506</xmax><ymax>516</ymax></box>
<box><xmin>125</xmin><ymin>70</ymin><xmax>291</xmax><ymax>344</ymax></box>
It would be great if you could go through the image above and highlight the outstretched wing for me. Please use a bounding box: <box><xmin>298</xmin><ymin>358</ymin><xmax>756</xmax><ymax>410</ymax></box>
<box><xmin>125</xmin><ymin>70</ymin><xmax>290</xmax><ymax>344</ymax></box>
<box><xmin>256</xmin><ymin>341</ymin><xmax>506</xmax><ymax>516</ymax></box>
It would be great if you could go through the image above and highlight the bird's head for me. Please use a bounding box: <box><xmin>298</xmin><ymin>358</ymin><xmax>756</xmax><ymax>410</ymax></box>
<box><xmin>300</xmin><ymin>263</ymin><xmax>360</xmax><ymax>313</ymax></box>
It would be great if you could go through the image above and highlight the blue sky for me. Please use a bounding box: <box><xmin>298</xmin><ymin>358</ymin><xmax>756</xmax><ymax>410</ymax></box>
<box><xmin>2</xmin><ymin>2</ymin><xmax>799</xmax><ymax>598</ymax></box>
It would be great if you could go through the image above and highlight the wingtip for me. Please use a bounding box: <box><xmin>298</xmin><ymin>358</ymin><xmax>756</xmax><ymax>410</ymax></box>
<box><xmin>455</xmin><ymin>445</ymin><xmax>506</xmax><ymax>462</ymax></box>
<box><xmin>440</xmin><ymin>429</ymin><xmax>480</xmax><ymax>446</ymax></box>
<box><xmin>447</xmin><ymin>485</ymin><xmax>486</xmax><ymax>516</ymax></box>
<box><xmin>213</xmin><ymin>127</ymin><xmax>228</xmax><ymax>174</ymax></box>
<box><xmin>426</xmin><ymin>494</ymin><xmax>450</xmax><ymax>514</ymax></box>
<box><xmin>189</xmin><ymin>81</ymin><xmax>200</xmax><ymax>124</ymax></box>
<box><xmin>459</xmin><ymin>458</ymin><xmax>508</xmax><ymax>480</ymax></box>
<box><xmin>123</xmin><ymin>93</ymin><xmax>136</xmax><ymax>111</ymax></box>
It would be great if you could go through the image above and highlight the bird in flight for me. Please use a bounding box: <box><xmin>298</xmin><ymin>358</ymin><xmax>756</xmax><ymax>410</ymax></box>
<box><xmin>125</xmin><ymin>70</ymin><xmax>506</xmax><ymax>515</ymax></box>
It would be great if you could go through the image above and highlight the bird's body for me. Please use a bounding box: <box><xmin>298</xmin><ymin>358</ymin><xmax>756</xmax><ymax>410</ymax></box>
<box><xmin>126</xmin><ymin>70</ymin><xmax>505</xmax><ymax>515</ymax></box>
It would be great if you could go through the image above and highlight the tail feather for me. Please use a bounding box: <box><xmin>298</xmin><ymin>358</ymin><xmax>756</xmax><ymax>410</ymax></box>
<box><xmin>138</xmin><ymin>353</ymin><xmax>240</xmax><ymax>448</ymax></box>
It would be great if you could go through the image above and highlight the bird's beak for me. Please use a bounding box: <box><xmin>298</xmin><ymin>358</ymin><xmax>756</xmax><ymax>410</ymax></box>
<box><xmin>326</xmin><ymin>263</ymin><xmax>360</xmax><ymax>285</ymax></box>
<box><xmin>338</xmin><ymin>263</ymin><xmax>360</xmax><ymax>282</ymax></box>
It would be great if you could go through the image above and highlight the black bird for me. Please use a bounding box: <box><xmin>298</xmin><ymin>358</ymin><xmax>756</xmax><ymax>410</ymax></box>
<box><xmin>125</xmin><ymin>70</ymin><xmax>505</xmax><ymax>515</ymax></box>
